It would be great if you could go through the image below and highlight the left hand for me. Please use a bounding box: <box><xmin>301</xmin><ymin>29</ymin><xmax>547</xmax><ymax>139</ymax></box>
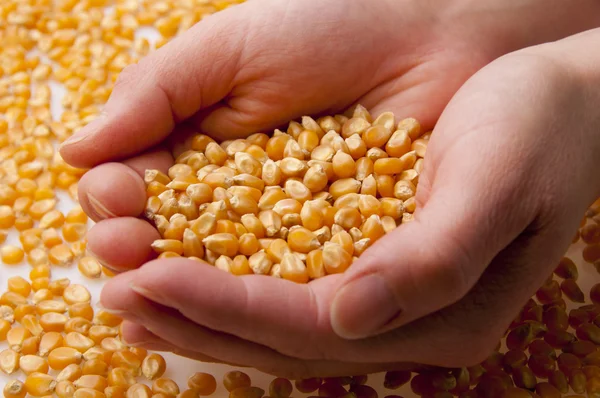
<box><xmin>95</xmin><ymin>30</ymin><xmax>600</xmax><ymax>378</ymax></box>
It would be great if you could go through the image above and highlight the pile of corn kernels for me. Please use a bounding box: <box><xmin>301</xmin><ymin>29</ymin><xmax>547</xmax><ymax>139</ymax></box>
<box><xmin>2</xmin><ymin>0</ymin><xmax>600</xmax><ymax>397</ymax></box>
<box><xmin>144</xmin><ymin>107</ymin><xmax>425</xmax><ymax>281</ymax></box>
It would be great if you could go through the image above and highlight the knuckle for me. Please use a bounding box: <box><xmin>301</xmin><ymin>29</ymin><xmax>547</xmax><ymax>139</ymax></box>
<box><xmin>422</xmin><ymin>239</ymin><xmax>473</xmax><ymax>303</ymax></box>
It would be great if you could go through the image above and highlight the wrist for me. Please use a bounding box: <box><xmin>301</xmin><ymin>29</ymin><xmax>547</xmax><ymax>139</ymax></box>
<box><xmin>436</xmin><ymin>0</ymin><xmax>600</xmax><ymax>59</ymax></box>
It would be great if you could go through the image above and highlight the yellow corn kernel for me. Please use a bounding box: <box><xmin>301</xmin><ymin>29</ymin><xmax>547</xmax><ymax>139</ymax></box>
<box><xmin>331</xmin><ymin>150</ymin><xmax>356</xmax><ymax>179</ymax></box>
<box><xmin>366</xmin><ymin>147</ymin><xmax>388</xmax><ymax>162</ymax></box>
<box><xmin>404</xmin><ymin>196</ymin><xmax>417</xmax><ymax>213</ymax></box>
<box><xmin>39</xmin><ymin>332</ymin><xmax>64</xmax><ymax>357</ymax></box>
<box><xmin>362</xmin><ymin>124</ymin><xmax>392</xmax><ymax>148</ymax></box>
<box><xmin>55</xmin><ymin>381</ymin><xmax>75</xmax><ymax>398</ymax></box>
<box><xmin>48</xmin><ymin>347</ymin><xmax>83</xmax><ymax>370</ymax></box>
<box><xmin>140</xmin><ymin>353</ymin><xmax>167</xmax><ymax>381</ymax></box>
<box><xmin>19</xmin><ymin>354</ymin><xmax>48</xmax><ymax>375</ymax></box>
<box><xmin>373</xmin><ymin>157</ymin><xmax>404</xmax><ymax>175</ymax></box>
<box><xmin>74</xmin><ymin>388</ymin><xmax>106</xmax><ymax>398</ymax></box>
<box><xmin>279</xmin><ymin>253</ymin><xmax>309</xmax><ymax>283</ymax></box>
<box><xmin>21</xmin><ymin>314</ymin><xmax>44</xmax><ymax>336</ymax></box>
<box><xmin>56</xmin><ymin>363</ymin><xmax>83</xmax><ymax>382</ymax></box>
<box><xmin>32</xmin><ymin>287</ymin><xmax>53</xmax><ymax>304</ymax></box>
<box><xmin>3</xmin><ymin>380</ymin><xmax>26</xmax><ymax>398</ymax></box>
<box><xmin>36</xmin><ymin>299</ymin><xmax>66</xmax><ymax>315</ymax></box>
<box><xmin>94</xmin><ymin>310</ymin><xmax>122</xmax><ymax>328</ymax></box>
<box><xmin>62</xmin><ymin>223</ymin><xmax>87</xmax><ymax>242</ymax></box>
<box><xmin>77</xmin><ymin>256</ymin><xmax>102</xmax><ymax>279</ymax></box>
<box><xmin>41</xmin><ymin>228</ymin><xmax>63</xmax><ymax>248</ymax></box>
<box><xmin>13</xmin><ymin>304</ymin><xmax>35</xmax><ymax>323</ymax></box>
<box><xmin>65</xmin><ymin>206</ymin><xmax>88</xmax><ymax>224</ymax></box>
<box><xmin>7</xmin><ymin>325</ymin><xmax>32</xmax><ymax>352</ymax></box>
<box><xmin>411</xmin><ymin>138</ymin><xmax>428</xmax><ymax>158</ymax></box>
<box><xmin>397</xmin><ymin>168</ymin><xmax>419</xmax><ymax>185</ymax></box>
<box><xmin>152</xmin><ymin>378</ymin><xmax>179</xmax><ymax>396</ymax></box>
<box><xmin>28</xmin><ymin>199</ymin><xmax>57</xmax><ymax>219</ymax></box>
<box><xmin>20</xmin><ymin>335</ymin><xmax>41</xmax><ymax>356</ymax></box>
<box><xmin>399</xmin><ymin>150</ymin><xmax>418</xmax><ymax>170</ymax></box>
<box><xmin>47</xmin><ymin>279</ymin><xmax>69</xmax><ymax>297</ymax></box>
<box><xmin>202</xmin><ymin>142</ymin><xmax>227</xmax><ymax>166</ymax></box>
<box><xmin>287</xmin><ymin>227</ymin><xmax>321</xmax><ymax>253</ymax></box>
<box><xmin>63</xmin><ymin>284</ymin><xmax>91</xmax><ymax>305</ymax></box>
<box><xmin>235</xmin><ymin>229</ymin><xmax>259</xmax><ymax>254</ymax></box>
<box><xmin>333</xmin><ymin>207</ymin><xmax>362</xmax><ymax>230</ymax></box>
<box><xmin>232</xmin><ymin>173</ymin><xmax>265</xmax><ymax>191</ymax></box>
<box><xmin>107</xmin><ymin>367</ymin><xmax>136</xmax><ymax>387</ymax></box>
<box><xmin>39</xmin><ymin>313</ymin><xmax>68</xmax><ymax>333</ymax></box>
<box><xmin>109</xmin><ymin>350</ymin><xmax>141</xmax><ymax>373</ymax></box>
<box><xmin>7</xmin><ymin>276</ymin><xmax>31</xmax><ymax>297</ymax></box>
<box><xmin>282</xmin><ymin>213</ymin><xmax>302</xmax><ymax>229</ymax></box>
<box><xmin>0</xmin><ymin>348</ymin><xmax>20</xmax><ymax>374</ymax></box>
<box><xmin>331</xmin><ymin>231</ymin><xmax>355</xmax><ymax>256</ymax></box>
<box><xmin>328</xmin><ymin>178</ymin><xmax>361</xmax><ymax>200</ymax></box>
<box><xmin>49</xmin><ymin>244</ymin><xmax>74</xmax><ymax>266</ymax></box>
<box><xmin>322</xmin><ymin>242</ymin><xmax>353</xmax><ymax>274</ymax></box>
<box><xmin>65</xmin><ymin>331</ymin><xmax>95</xmax><ymax>353</ymax></box>
<box><xmin>24</xmin><ymin>372</ymin><xmax>57</xmax><ymax>396</ymax></box>
<box><xmin>151</xmin><ymin>239</ymin><xmax>184</xmax><ymax>255</ymax></box>
<box><xmin>1</xmin><ymin>245</ymin><xmax>25</xmax><ymax>264</ymax></box>
<box><xmin>74</xmin><ymin>375</ymin><xmax>108</xmax><ymax>391</ymax></box>
<box><xmin>1</xmin><ymin>291</ymin><xmax>29</xmax><ymax>308</ymax></box>
<box><xmin>229</xmin><ymin>193</ymin><xmax>259</xmax><ymax>215</ymax></box>
<box><xmin>125</xmin><ymin>384</ymin><xmax>152</xmax><ymax>398</ymax></box>
<box><xmin>0</xmin><ymin>205</ymin><xmax>16</xmax><ymax>228</ymax></box>
<box><xmin>258</xmin><ymin>187</ymin><xmax>287</xmax><ymax>211</ymax></box>
<box><xmin>393</xmin><ymin>180</ymin><xmax>416</xmax><ymax>201</ymax></box>
<box><xmin>361</xmin><ymin>214</ymin><xmax>386</xmax><ymax>243</ymax></box>
<box><xmin>265</xmin><ymin>134</ymin><xmax>290</xmax><ymax>161</ymax></box>
<box><xmin>81</xmin><ymin>358</ymin><xmax>109</xmax><ymax>378</ymax></box>
<box><xmin>65</xmin><ymin>303</ymin><xmax>92</xmax><ymax>322</ymax></box>
<box><xmin>202</xmin><ymin>233</ymin><xmax>239</xmax><ymax>257</ymax></box>
<box><xmin>246</xmin><ymin>250</ymin><xmax>272</xmax><ymax>275</ymax></box>
<box><xmin>1</xmin><ymin>307</ymin><xmax>13</xmax><ymax>324</ymax></box>
<box><xmin>204</xmin><ymin>200</ymin><xmax>228</xmax><ymax>220</ymax></box>
<box><xmin>39</xmin><ymin>209</ymin><xmax>65</xmax><ymax>229</ymax></box>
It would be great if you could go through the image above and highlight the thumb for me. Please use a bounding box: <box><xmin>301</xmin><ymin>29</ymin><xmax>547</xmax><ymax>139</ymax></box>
<box><xmin>330</xmin><ymin>143</ymin><xmax>538</xmax><ymax>340</ymax></box>
<box><xmin>59</xmin><ymin>5</ymin><xmax>248</xmax><ymax>168</ymax></box>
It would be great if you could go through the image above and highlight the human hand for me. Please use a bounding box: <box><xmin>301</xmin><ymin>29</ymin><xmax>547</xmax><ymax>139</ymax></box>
<box><xmin>59</xmin><ymin>0</ymin><xmax>600</xmax><ymax>378</ymax></box>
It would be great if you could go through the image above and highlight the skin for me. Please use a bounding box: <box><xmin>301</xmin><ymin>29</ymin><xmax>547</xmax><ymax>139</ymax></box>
<box><xmin>60</xmin><ymin>0</ymin><xmax>600</xmax><ymax>378</ymax></box>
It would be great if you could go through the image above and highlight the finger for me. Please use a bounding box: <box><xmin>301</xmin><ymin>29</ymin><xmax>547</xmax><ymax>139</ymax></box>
<box><xmin>395</xmin><ymin>214</ymin><xmax>581</xmax><ymax>367</ymax></box>
<box><xmin>121</xmin><ymin>258</ymin><xmax>348</xmax><ymax>361</ymax></box>
<box><xmin>100</xmin><ymin>269</ymin><xmax>405</xmax><ymax>378</ymax></box>
<box><xmin>122</xmin><ymin>256</ymin><xmax>493</xmax><ymax>366</ymax></box>
<box><xmin>328</xmin><ymin>162</ymin><xmax>537</xmax><ymax>339</ymax></box>
<box><xmin>58</xmin><ymin>3</ymin><xmax>250</xmax><ymax>168</ymax></box>
<box><xmin>78</xmin><ymin>163</ymin><xmax>145</xmax><ymax>222</ymax></box>
<box><xmin>78</xmin><ymin>148</ymin><xmax>172</xmax><ymax>222</ymax></box>
<box><xmin>120</xmin><ymin>321</ymin><xmax>226</xmax><ymax>364</ymax></box>
<box><xmin>87</xmin><ymin>217</ymin><xmax>159</xmax><ymax>273</ymax></box>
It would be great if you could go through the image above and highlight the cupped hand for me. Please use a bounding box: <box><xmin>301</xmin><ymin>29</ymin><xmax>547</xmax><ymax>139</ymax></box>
<box><xmin>59</xmin><ymin>0</ymin><xmax>600</xmax><ymax>378</ymax></box>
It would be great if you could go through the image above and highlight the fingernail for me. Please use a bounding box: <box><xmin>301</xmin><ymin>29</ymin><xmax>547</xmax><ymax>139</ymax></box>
<box><xmin>87</xmin><ymin>193</ymin><xmax>118</xmax><ymax>220</ymax></box>
<box><xmin>129</xmin><ymin>283</ymin><xmax>165</xmax><ymax>304</ymax></box>
<box><xmin>331</xmin><ymin>274</ymin><xmax>401</xmax><ymax>339</ymax></box>
<box><xmin>60</xmin><ymin>112</ymin><xmax>107</xmax><ymax>147</ymax></box>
